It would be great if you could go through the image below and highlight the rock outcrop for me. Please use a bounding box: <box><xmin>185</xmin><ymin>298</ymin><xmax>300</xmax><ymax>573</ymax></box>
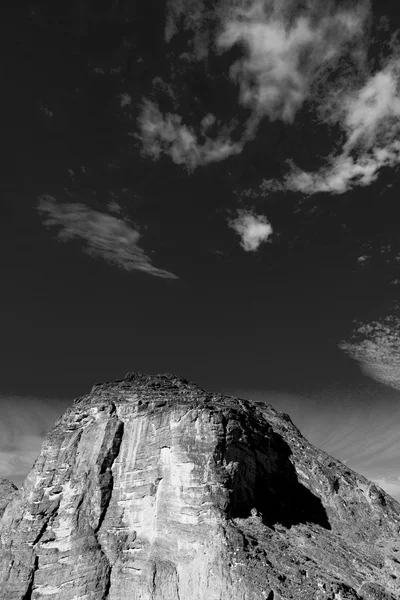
<box><xmin>0</xmin><ymin>478</ymin><xmax>18</xmax><ymax>518</ymax></box>
<box><xmin>1</xmin><ymin>372</ymin><xmax>400</xmax><ymax>599</ymax></box>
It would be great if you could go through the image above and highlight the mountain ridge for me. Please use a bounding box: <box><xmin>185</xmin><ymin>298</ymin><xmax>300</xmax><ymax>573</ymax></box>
<box><xmin>0</xmin><ymin>372</ymin><xmax>399</xmax><ymax>599</ymax></box>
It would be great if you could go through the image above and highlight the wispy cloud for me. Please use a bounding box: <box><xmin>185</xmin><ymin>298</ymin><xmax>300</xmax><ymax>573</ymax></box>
<box><xmin>141</xmin><ymin>0</ymin><xmax>400</xmax><ymax>196</ymax></box>
<box><xmin>339</xmin><ymin>316</ymin><xmax>400</xmax><ymax>390</ymax></box>
<box><xmin>264</xmin><ymin>58</ymin><xmax>400</xmax><ymax>194</ymax></box>
<box><xmin>229</xmin><ymin>209</ymin><xmax>273</xmax><ymax>251</ymax></box>
<box><xmin>217</xmin><ymin>0</ymin><xmax>368</xmax><ymax>123</ymax></box>
<box><xmin>137</xmin><ymin>100</ymin><xmax>242</xmax><ymax>170</ymax></box>
<box><xmin>164</xmin><ymin>0</ymin><xmax>215</xmax><ymax>61</ymax></box>
<box><xmin>143</xmin><ymin>0</ymin><xmax>370</xmax><ymax>169</ymax></box>
<box><xmin>119</xmin><ymin>92</ymin><xmax>132</xmax><ymax>108</ymax></box>
<box><xmin>37</xmin><ymin>196</ymin><xmax>177</xmax><ymax>279</ymax></box>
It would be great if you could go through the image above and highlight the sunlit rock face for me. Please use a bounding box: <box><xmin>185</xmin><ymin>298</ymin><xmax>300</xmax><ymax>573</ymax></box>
<box><xmin>1</xmin><ymin>373</ymin><xmax>400</xmax><ymax>599</ymax></box>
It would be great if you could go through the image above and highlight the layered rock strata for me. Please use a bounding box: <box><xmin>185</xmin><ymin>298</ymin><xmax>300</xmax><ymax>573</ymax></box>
<box><xmin>1</xmin><ymin>372</ymin><xmax>400</xmax><ymax>599</ymax></box>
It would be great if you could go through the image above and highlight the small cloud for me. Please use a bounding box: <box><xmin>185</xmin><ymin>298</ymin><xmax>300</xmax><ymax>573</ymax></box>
<box><xmin>152</xmin><ymin>76</ymin><xmax>177</xmax><ymax>100</ymax></box>
<box><xmin>119</xmin><ymin>93</ymin><xmax>132</xmax><ymax>108</ymax></box>
<box><xmin>37</xmin><ymin>196</ymin><xmax>177</xmax><ymax>279</ymax></box>
<box><xmin>137</xmin><ymin>100</ymin><xmax>242</xmax><ymax>170</ymax></box>
<box><xmin>339</xmin><ymin>316</ymin><xmax>400</xmax><ymax>390</ymax></box>
<box><xmin>68</xmin><ymin>169</ymin><xmax>75</xmax><ymax>180</ymax></box>
<box><xmin>200</xmin><ymin>113</ymin><xmax>216</xmax><ymax>132</ymax></box>
<box><xmin>40</xmin><ymin>105</ymin><xmax>53</xmax><ymax>118</ymax></box>
<box><xmin>107</xmin><ymin>199</ymin><xmax>122</xmax><ymax>214</ymax></box>
<box><xmin>229</xmin><ymin>209</ymin><xmax>273</xmax><ymax>252</ymax></box>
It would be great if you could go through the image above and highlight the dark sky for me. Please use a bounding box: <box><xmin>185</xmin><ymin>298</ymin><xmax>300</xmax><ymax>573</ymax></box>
<box><xmin>2</xmin><ymin>0</ymin><xmax>400</xmax><ymax>497</ymax></box>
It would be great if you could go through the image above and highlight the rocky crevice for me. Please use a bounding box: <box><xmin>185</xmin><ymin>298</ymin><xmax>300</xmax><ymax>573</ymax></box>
<box><xmin>94</xmin><ymin>419</ymin><xmax>124</xmax><ymax>600</ymax></box>
<box><xmin>21</xmin><ymin>555</ymin><xmax>38</xmax><ymax>600</ymax></box>
<box><xmin>95</xmin><ymin>419</ymin><xmax>124</xmax><ymax>533</ymax></box>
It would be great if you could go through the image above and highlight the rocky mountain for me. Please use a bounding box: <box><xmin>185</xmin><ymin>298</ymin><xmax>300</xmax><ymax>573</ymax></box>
<box><xmin>1</xmin><ymin>372</ymin><xmax>400</xmax><ymax>599</ymax></box>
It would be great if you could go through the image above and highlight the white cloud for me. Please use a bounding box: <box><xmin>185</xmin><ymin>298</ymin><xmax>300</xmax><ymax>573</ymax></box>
<box><xmin>140</xmin><ymin>0</ymin><xmax>371</xmax><ymax>170</ymax></box>
<box><xmin>263</xmin><ymin>58</ymin><xmax>400</xmax><ymax>194</ymax></box>
<box><xmin>107</xmin><ymin>199</ymin><xmax>122</xmax><ymax>214</ymax></box>
<box><xmin>119</xmin><ymin>93</ymin><xmax>132</xmax><ymax>108</ymax></box>
<box><xmin>217</xmin><ymin>0</ymin><xmax>369</xmax><ymax>122</ymax></box>
<box><xmin>137</xmin><ymin>100</ymin><xmax>242</xmax><ymax>170</ymax></box>
<box><xmin>37</xmin><ymin>196</ymin><xmax>177</xmax><ymax>279</ymax></box>
<box><xmin>339</xmin><ymin>316</ymin><xmax>400</xmax><ymax>390</ymax></box>
<box><xmin>141</xmin><ymin>0</ymin><xmax>400</xmax><ymax>194</ymax></box>
<box><xmin>229</xmin><ymin>209</ymin><xmax>273</xmax><ymax>251</ymax></box>
<box><xmin>272</xmin><ymin>143</ymin><xmax>400</xmax><ymax>194</ymax></box>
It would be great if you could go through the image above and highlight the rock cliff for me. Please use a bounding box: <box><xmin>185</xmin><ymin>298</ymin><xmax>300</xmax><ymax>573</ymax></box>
<box><xmin>0</xmin><ymin>478</ymin><xmax>18</xmax><ymax>518</ymax></box>
<box><xmin>1</xmin><ymin>372</ymin><xmax>400</xmax><ymax>599</ymax></box>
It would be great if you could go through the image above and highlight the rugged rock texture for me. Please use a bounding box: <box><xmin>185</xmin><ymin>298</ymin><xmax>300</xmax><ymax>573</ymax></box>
<box><xmin>1</xmin><ymin>372</ymin><xmax>400</xmax><ymax>599</ymax></box>
<box><xmin>0</xmin><ymin>478</ymin><xmax>18</xmax><ymax>518</ymax></box>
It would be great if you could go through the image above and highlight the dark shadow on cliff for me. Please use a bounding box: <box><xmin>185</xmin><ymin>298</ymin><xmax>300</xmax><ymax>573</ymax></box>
<box><xmin>225</xmin><ymin>425</ymin><xmax>331</xmax><ymax>530</ymax></box>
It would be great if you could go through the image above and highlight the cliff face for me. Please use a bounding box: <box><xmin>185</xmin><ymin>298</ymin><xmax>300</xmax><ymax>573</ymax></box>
<box><xmin>1</xmin><ymin>373</ymin><xmax>400</xmax><ymax>600</ymax></box>
<box><xmin>0</xmin><ymin>478</ymin><xmax>18</xmax><ymax>518</ymax></box>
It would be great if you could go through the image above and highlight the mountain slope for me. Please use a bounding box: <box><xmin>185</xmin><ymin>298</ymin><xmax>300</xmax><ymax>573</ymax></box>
<box><xmin>0</xmin><ymin>373</ymin><xmax>399</xmax><ymax>599</ymax></box>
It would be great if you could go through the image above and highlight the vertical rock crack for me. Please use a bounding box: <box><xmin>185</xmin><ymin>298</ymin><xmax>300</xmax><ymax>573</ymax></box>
<box><xmin>95</xmin><ymin>419</ymin><xmax>124</xmax><ymax>599</ymax></box>
<box><xmin>21</xmin><ymin>555</ymin><xmax>38</xmax><ymax>600</ymax></box>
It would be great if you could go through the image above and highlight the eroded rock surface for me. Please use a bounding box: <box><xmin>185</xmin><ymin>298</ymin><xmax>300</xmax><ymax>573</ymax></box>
<box><xmin>1</xmin><ymin>372</ymin><xmax>400</xmax><ymax>599</ymax></box>
<box><xmin>0</xmin><ymin>478</ymin><xmax>18</xmax><ymax>518</ymax></box>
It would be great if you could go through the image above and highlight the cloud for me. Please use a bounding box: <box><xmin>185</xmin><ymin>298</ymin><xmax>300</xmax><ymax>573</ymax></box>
<box><xmin>140</xmin><ymin>0</ymin><xmax>371</xmax><ymax>171</ymax></box>
<box><xmin>269</xmin><ymin>143</ymin><xmax>400</xmax><ymax>194</ymax></box>
<box><xmin>339</xmin><ymin>316</ymin><xmax>400</xmax><ymax>390</ymax></box>
<box><xmin>217</xmin><ymin>0</ymin><xmax>369</xmax><ymax>123</ymax></box>
<box><xmin>263</xmin><ymin>57</ymin><xmax>400</xmax><ymax>194</ymax></box>
<box><xmin>137</xmin><ymin>100</ymin><xmax>243</xmax><ymax>170</ymax></box>
<box><xmin>164</xmin><ymin>0</ymin><xmax>215</xmax><ymax>61</ymax></box>
<box><xmin>37</xmin><ymin>196</ymin><xmax>177</xmax><ymax>279</ymax></box>
<box><xmin>141</xmin><ymin>0</ymin><xmax>400</xmax><ymax>196</ymax></box>
<box><xmin>229</xmin><ymin>209</ymin><xmax>273</xmax><ymax>251</ymax></box>
<box><xmin>119</xmin><ymin>93</ymin><xmax>132</xmax><ymax>108</ymax></box>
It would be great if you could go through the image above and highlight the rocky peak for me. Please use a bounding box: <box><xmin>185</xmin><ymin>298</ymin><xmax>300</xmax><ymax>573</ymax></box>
<box><xmin>1</xmin><ymin>374</ymin><xmax>400</xmax><ymax>599</ymax></box>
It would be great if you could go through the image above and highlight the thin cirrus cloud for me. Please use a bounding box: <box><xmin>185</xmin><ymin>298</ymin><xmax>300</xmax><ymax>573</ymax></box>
<box><xmin>37</xmin><ymin>196</ymin><xmax>177</xmax><ymax>279</ymax></box>
<box><xmin>339</xmin><ymin>316</ymin><xmax>400</xmax><ymax>391</ymax></box>
<box><xmin>229</xmin><ymin>209</ymin><xmax>273</xmax><ymax>252</ymax></box>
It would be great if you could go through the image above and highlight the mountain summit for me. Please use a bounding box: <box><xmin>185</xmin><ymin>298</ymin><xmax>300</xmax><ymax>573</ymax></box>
<box><xmin>1</xmin><ymin>373</ymin><xmax>400</xmax><ymax>599</ymax></box>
